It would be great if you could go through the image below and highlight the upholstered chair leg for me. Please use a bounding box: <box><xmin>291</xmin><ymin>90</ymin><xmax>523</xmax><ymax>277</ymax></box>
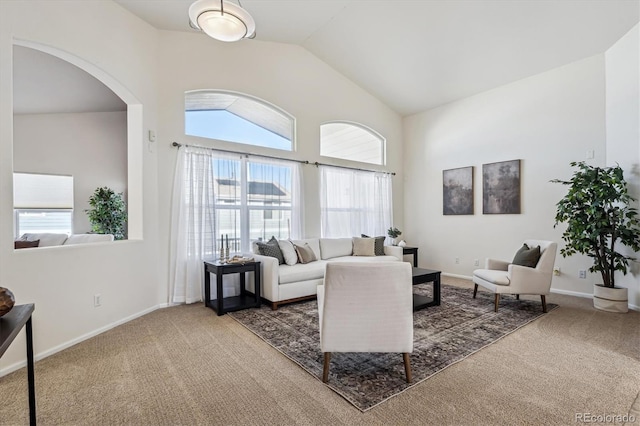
<box><xmin>494</xmin><ymin>294</ymin><xmax>500</xmax><ymax>312</ymax></box>
<box><xmin>473</xmin><ymin>283</ymin><xmax>478</xmax><ymax>299</ymax></box>
<box><xmin>516</xmin><ymin>294</ymin><xmax>520</xmax><ymax>300</ymax></box>
<box><xmin>541</xmin><ymin>295</ymin><xmax>547</xmax><ymax>313</ymax></box>
<box><xmin>322</xmin><ymin>353</ymin><xmax>331</xmax><ymax>383</ymax></box>
<box><xmin>403</xmin><ymin>353</ymin><xmax>412</xmax><ymax>383</ymax></box>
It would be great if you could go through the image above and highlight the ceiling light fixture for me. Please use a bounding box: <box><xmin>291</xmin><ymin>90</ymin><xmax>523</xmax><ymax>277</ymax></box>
<box><xmin>188</xmin><ymin>0</ymin><xmax>256</xmax><ymax>42</ymax></box>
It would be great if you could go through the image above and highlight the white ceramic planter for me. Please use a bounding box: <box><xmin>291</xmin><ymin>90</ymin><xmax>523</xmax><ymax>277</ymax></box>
<box><xmin>593</xmin><ymin>284</ymin><xmax>628</xmax><ymax>313</ymax></box>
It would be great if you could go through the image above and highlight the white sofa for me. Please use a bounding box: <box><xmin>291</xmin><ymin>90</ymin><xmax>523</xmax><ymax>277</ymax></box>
<box><xmin>250</xmin><ymin>238</ymin><xmax>404</xmax><ymax>309</ymax></box>
<box><xmin>16</xmin><ymin>233</ymin><xmax>114</xmax><ymax>247</ymax></box>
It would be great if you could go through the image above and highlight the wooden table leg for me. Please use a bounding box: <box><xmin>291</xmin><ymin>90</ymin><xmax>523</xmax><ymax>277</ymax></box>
<box><xmin>216</xmin><ymin>272</ymin><xmax>224</xmax><ymax>315</ymax></box>
<box><xmin>434</xmin><ymin>274</ymin><xmax>441</xmax><ymax>306</ymax></box>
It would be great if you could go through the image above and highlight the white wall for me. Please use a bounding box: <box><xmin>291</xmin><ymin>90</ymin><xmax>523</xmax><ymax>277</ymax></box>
<box><xmin>0</xmin><ymin>1</ymin><xmax>160</xmax><ymax>372</ymax></box>
<box><xmin>403</xmin><ymin>55</ymin><xmax>607</xmax><ymax>297</ymax></box>
<box><xmin>13</xmin><ymin>112</ymin><xmax>128</xmax><ymax>234</ymax></box>
<box><xmin>156</xmin><ymin>31</ymin><xmax>403</xmax><ymax>301</ymax></box>
<box><xmin>605</xmin><ymin>23</ymin><xmax>640</xmax><ymax>308</ymax></box>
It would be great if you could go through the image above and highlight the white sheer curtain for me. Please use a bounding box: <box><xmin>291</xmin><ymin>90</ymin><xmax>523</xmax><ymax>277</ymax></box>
<box><xmin>319</xmin><ymin>165</ymin><xmax>393</xmax><ymax>238</ymax></box>
<box><xmin>169</xmin><ymin>146</ymin><xmax>304</xmax><ymax>304</ymax></box>
<box><xmin>169</xmin><ymin>146</ymin><xmax>236</xmax><ymax>304</ymax></box>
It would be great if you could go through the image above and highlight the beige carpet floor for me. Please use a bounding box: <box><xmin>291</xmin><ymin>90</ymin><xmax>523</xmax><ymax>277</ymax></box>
<box><xmin>0</xmin><ymin>277</ymin><xmax>639</xmax><ymax>425</ymax></box>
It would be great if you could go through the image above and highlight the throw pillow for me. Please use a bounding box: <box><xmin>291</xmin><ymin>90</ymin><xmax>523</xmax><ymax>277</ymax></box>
<box><xmin>294</xmin><ymin>243</ymin><xmax>317</xmax><ymax>264</ymax></box>
<box><xmin>14</xmin><ymin>240</ymin><xmax>40</xmax><ymax>249</ymax></box>
<box><xmin>512</xmin><ymin>244</ymin><xmax>541</xmax><ymax>268</ymax></box>
<box><xmin>278</xmin><ymin>239</ymin><xmax>298</xmax><ymax>266</ymax></box>
<box><xmin>256</xmin><ymin>236</ymin><xmax>285</xmax><ymax>264</ymax></box>
<box><xmin>361</xmin><ymin>234</ymin><xmax>385</xmax><ymax>256</ymax></box>
<box><xmin>352</xmin><ymin>237</ymin><xmax>375</xmax><ymax>256</ymax></box>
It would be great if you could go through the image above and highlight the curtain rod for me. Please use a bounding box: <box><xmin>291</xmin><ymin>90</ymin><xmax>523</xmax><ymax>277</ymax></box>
<box><xmin>171</xmin><ymin>142</ymin><xmax>396</xmax><ymax>176</ymax></box>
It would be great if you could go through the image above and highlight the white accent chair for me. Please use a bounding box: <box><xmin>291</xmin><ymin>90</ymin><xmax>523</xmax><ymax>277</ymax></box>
<box><xmin>472</xmin><ymin>240</ymin><xmax>557</xmax><ymax>313</ymax></box>
<box><xmin>317</xmin><ymin>262</ymin><xmax>414</xmax><ymax>383</ymax></box>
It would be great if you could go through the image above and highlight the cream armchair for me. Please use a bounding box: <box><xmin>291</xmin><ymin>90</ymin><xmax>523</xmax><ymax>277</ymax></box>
<box><xmin>472</xmin><ymin>240</ymin><xmax>557</xmax><ymax>312</ymax></box>
<box><xmin>317</xmin><ymin>262</ymin><xmax>413</xmax><ymax>383</ymax></box>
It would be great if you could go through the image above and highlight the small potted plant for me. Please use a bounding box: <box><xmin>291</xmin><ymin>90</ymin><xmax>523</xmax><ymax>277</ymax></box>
<box><xmin>552</xmin><ymin>162</ymin><xmax>640</xmax><ymax>313</ymax></box>
<box><xmin>85</xmin><ymin>187</ymin><xmax>127</xmax><ymax>240</ymax></box>
<box><xmin>387</xmin><ymin>227</ymin><xmax>402</xmax><ymax>246</ymax></box>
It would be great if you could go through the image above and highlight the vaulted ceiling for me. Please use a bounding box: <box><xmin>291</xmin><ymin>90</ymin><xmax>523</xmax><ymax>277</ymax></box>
<box><xmin>115</xmin><ymin>0</ymin><xmax>639</xmax><ymax>116</ymax></box>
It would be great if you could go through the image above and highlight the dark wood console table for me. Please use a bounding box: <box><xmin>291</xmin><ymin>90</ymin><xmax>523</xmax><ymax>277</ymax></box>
<box><xmin>204</xmin><ymin>261</ymin><xmax>261</xmax><ymax>316</ymax></box>
<box><xmin>403</xmin><ymin>246</ymin><xmax>419</xmax><ymax>267</ymax></box>
<box><xmin>0</xmin><ymin>304</ymin><xmax>36</xmax><ymax>425</ymax></box>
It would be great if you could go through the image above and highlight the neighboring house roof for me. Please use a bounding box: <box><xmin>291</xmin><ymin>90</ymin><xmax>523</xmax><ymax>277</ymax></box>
<box><xmin>215</xmin><ymin>179</ymin><xmax>290</xmax><ymax>202</ymax></box>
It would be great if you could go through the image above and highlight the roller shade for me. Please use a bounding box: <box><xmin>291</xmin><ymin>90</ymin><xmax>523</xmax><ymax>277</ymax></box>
<box><xmin>13</xmin><ymin>173</ymin><xmax>74</xmax><ymax>209</ymax></box>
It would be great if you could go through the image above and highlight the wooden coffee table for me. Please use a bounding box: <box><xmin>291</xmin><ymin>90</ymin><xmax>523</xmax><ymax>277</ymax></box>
<box><xmin>412</xmin><ymin>267</ymin><xmax>441</xmax><ymax>311</ymax></box>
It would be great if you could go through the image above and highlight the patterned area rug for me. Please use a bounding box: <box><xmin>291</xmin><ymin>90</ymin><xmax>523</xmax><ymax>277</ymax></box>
<box><xmin>229</xmin><ymin>283</ymin><xmax>557</xmax><ymax>411</ymax></box>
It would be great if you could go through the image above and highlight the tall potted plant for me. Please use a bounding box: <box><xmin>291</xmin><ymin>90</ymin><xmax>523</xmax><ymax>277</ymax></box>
<box><xmin>552</xmin><ymin>162</ymin><xmax>640</xmax><ymax>313</ymax></box>
<box><xmin>85</xmin><ymin>187</ymin><xmax>127</xmax><ymax>240</ymax></box>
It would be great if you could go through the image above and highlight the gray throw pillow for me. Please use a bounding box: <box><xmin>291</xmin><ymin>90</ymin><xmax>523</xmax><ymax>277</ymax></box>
<box><xmin>361</xmin><ymin>234</ymin><xmax>385</xmax><ymax>256</ymax></box>
<box><xmin>256</xmin><ymin>236</ymin><xmax>285</xmax><ymax>264</ymax></box>
<box><xmin>353</xmin><ymin>237</ymin><xmax>375</xmax><ymax>256</ymax></box>
<box><xmin>512</xmin><ymin>244</ymin><xmax>541</xmax><ymax>268</ymax></box>
<box><xmin>294</xmin><ymin>242</ymin><xmax>317</xmax><ymax>264</ymax></box>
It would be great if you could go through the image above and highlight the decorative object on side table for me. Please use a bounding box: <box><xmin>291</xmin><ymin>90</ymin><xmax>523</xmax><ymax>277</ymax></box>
<box><xmin>552</xmin><ymin>162</ymin><xmax>640</xmax><ymax>313</ymax></box>
<box><xmin>387</xmin><ymin>227</ymin><xmax>402</xmax><ymax>246</ymax></box>
<box><xmin>0</xmin><ymin>287</ymin><xmax>15</xmax><ymax>317</ymax></box>
<box><xmin>85</xmin><ymin>186</ymin><xmax>127</xmax><ymax>240</ymax></box>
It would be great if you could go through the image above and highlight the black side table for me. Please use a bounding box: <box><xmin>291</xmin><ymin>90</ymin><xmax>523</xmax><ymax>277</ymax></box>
<box><xmin>403</xmin><ymin>246</ymin><xmax>419</xmax><ymax>267</ymax></box>
<box><xmin>0</xmin><ymin>304</ymin><xmax>36</xmax><ymax>425</ymax></box>
<box><xmin>204</xmin><ymin>261</ymin><xmax>261</xmax><ymax>316</ymax></box>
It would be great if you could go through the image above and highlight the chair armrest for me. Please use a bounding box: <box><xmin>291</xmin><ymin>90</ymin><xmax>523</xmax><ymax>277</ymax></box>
<box><xmin>384</xmin><ymin>245</ymin><xmax>404</xmax><ymax>261</ymax></box>
<box><xmin>248</xmin><ymin>254</ymin><xmax>280</xmax><ymax>302</ymax></box>
<box><xmin>507</xmin><ymin>264</ymin><xmax>552</xmax><ymax>294</ymax></box>
<box><xmin>486</xmin><ymin>258</ymin><xmax>509</xmax><ymax>270</ymax></box>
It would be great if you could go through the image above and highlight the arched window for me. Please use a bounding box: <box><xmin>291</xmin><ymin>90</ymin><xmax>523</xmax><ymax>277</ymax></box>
<box><xmin>185</xmin><ymin>90</ymin><xmax>295</xmax><ymax>151</ymax></box>
<box><xmin>320</xmin><ymin>121</ymin><xmax>385</xmax><ymax>165</ymax></box>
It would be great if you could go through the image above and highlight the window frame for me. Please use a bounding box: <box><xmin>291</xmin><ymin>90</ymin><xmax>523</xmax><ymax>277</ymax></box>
<box><xmin>320</xmin><ymin>120</ymin><xmax>386</xmax><ymax>166</ymax></box>
<box><xmin>185</xmin><ymin>89</ymin><xmax>297</xmax><ymax>152</ymax></box>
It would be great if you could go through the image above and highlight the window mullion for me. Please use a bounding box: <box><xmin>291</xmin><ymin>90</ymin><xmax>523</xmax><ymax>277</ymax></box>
<box><xmin>240</xmin><ymin>158</ymin><xmax>249</xmax><ymax>253</ymax></box>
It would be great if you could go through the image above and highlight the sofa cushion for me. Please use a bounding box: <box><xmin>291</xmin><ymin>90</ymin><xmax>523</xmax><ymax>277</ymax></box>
<box><xmin>15</xmin><ymin>239</ymin><xmax>39</xmax><ymax>249</ymax></box>
<box><xmin>319</xmin><ymin>238</ymin><xmax>353</xmax><ymax>259</ymax></box>
<box><xmin>277</xmin><ymin>239</ymin><xmax>298</xmax><ymax>265</ymax></box>
<box><xmin>329</xmin><ymin>255</ymin><xmax>400</xmax><ymax>263</ymax></box>
<box><xmin>18</xmin><ymin>233</ymin><xmax>68</xmax><ymax>247</ymax></box>
<box><xmin>64</xmin><ymin>234</ymin><xmax>114</xmax><ymax>245</ymax></box>
<box><xmin>294</xmin><ymin>242</ymin><xmax>318</xmax><ymax>264</ymax></box>
<box><xmin>279</xmin><ymin>260</ymin><xmax>327</xmax><ymax>284</ymax></box>
<box><xmin>352</xmin><ymin>237</ymin><xmax>375</xmax><ymax>256</ymax></box>
<box><xmin>257</xmin><ymin>237</ymin><xmax>285</xmax><ymax>264</ymax></box>
<box><xmin>474</xmin><ymin>269</ymin><xmax>510</xmax><ymax>286</ymax></box>
<box><xmin>512</xmin><ymin>244</ymin><xmax>541</xmax><ymax>268</ymax></box>
<box><xmin>291</xmin><ymin>239</ymin><xmax>321</xmax><ymax>260</ymax></box>
<box><xmin>361</xmin><ymin>234</ymin><xmax>385</xmax><ymax>255</ymax></box>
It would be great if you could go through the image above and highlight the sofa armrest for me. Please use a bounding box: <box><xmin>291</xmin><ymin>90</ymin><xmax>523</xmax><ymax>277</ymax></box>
<box><xmin>486</xmin><ymin>258</ymin><xmax>509</xmax><ymax>270</ymax></box>
<box><xmin>249</xmin><ymin>253</ymin><xmax>280</xmax><ymax>302</ymax></box>
<box><xmin>384</xmin><ymin>245</ymin><xmax>404</xmax><ymax>261</ymax></box>
<box><xmin>507</xmin><ymin>264</ymin><xmax>552</xmax><ymax>294</ymax></box>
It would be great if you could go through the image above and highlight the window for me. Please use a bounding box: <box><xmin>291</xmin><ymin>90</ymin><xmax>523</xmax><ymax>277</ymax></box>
<box><xmin>319</xmin><ymin>166</ymin><xmax>392</xmax><ymax>239</ymax></box>
<box><xmin>320</xmin><ymin>121</ymin><xmax>385</xmax><ymax>165</ymax></box>
<box><xmin>13</xmin><ymin>173</ymin><xmax>74</xmax><ymax>237</ymax></box>
<box><xmin>185</xmin><ymin>90</ymin><xmax>295</xmax><ymax>151</ymax></box>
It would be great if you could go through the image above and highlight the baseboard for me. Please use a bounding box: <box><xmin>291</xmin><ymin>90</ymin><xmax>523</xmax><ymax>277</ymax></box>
<box><xmin>441</xmin><ymin>273</ymin><xmax>639</xmax><ymax>312</ymax></box>
<box><xmin>0</xmin><ymin>302</ymin><xmax>169</xmax><ymax>377</ymax></box>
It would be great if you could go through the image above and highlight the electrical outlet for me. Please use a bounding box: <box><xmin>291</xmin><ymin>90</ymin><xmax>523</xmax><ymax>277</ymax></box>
<box><xmin>455</xmin><ymin>257</ymin><xmax>460</xmax><ymax>264</ymax></box>
<box><xmin>553</xmin><ymin>267</ymin><xmax>561</xmax><ymax>276</ymax></box>
<box><xmin>474</xmin><ymin>259</ymin><xmax>480</xmax><ymax>267</ymax></box>
<box><xmin>94</xmin><ymin>294</ymin><xmax>102</xmax><ymax>307</ymax></box>
<box><xmin>579</xmin><ymin>270</ymin><xmax>587</xmax><ymax>279</ymax></box>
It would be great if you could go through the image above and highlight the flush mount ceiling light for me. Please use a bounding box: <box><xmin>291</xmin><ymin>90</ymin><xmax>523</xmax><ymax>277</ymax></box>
<box><xmin>188</xmin><ymin>0</ymin><xmax>256</xmax><ymax>42</ymax></box>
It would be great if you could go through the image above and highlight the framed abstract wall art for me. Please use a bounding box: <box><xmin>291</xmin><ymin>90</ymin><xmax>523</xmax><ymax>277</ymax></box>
<box><xmin>482</xmin><ymin>160</ymin><xmax>521</xmax><ymax>214</ymax></box>
<box><xmin>443</xmin><ymin>166</ymin><xmax>474</xmax><ymax>215</ymax></box>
